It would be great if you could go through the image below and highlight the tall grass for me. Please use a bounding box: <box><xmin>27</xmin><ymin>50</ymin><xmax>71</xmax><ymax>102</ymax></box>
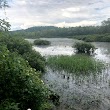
<box><xmin>47</xmin><ymin>55</ymin><xmax>104</xmax><ymax>75</ymax></box>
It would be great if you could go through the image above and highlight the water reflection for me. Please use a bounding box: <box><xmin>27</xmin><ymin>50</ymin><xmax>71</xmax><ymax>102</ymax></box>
<box><xmin>32</xmin><ymin>38</ymin><xmax>77</xmax><ymax>56</ymax></box>
<box><xmin>31</xmin><ymin>38</ymin><xmax>110</xmax><ymax>63</ymax></box>
<box><xmin>42</xmin><ymin>67</ymin><xmax>110</xmax><ymax>110</ymax></box>
<box><xmin>33</xmin><ymin>45</ymin><xmax>75</xmax><ymax>56</ymax></box>
<box><xmin>93</xmin><ymin>42</ymin><xmax>110</xmax><ymax>63</ymax></box>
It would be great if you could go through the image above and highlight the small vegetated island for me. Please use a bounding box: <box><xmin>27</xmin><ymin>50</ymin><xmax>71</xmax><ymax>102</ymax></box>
<box><xmin>34</xmin><ymin>39</ymin><xmax>51</xmax><ymax>46</ymax></box>
<box><xmin>74</xmin><ymin>42</ymin><xmax>95</xmax><ymax>55</ymax></box>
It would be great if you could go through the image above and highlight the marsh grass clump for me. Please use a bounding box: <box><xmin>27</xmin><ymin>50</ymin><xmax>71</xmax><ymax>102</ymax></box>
<box><xmin>47</xmin><ymin>55</ymin><xmax>104</xmax><ymax>75</ymax></box>
<box><xmin>34</xmin><ymin>39</ymin><xmax>51</xmax><ymax>46</ymax></box>
<box><xmin>74</xmin><ymin>42</ymin><xmax>95</xmax><ymax>55</ymax></box>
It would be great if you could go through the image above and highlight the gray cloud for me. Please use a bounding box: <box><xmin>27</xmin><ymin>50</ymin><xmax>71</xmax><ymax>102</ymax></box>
<box><xmin>1</xmin><ymin>0</ymin><xmax>110</xmax><ymax>30</ymax></box>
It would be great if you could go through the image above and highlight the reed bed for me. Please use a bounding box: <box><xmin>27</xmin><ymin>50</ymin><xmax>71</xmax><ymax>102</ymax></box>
<box><xmin>47</xmin><ymin>54</ymin><xmax>105</xmax><ymax>75</ymax></box>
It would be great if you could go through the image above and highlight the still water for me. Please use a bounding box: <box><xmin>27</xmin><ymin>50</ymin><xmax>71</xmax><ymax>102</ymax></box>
<box><xmin>27</xmin><ymin>38</ymin><xmax>110</xmax><ymax>110</ymax></box>
<box><xmin>33</xmin><ymin>38</ymin><xmax>76</xmax><ymax>56</ymax></box>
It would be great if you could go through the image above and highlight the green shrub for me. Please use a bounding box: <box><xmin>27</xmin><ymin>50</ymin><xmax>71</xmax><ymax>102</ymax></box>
<box><xmin>47</xmin><ymin>55</ymin><xmax>104</xmax><ymax>75</ymax></box>
<box><xmin>34</xmin><ymin>39</ymin><xmax>51</xmax><ymax>46</ymax></box>
<box><xmin>23</xmin><ymin>50</ymin><xmax>46</xmax><ymax>72</ymax></box>
<box><xmin>101</xmin><ymin>35</ymin><xmax>110</xmax><ymax>42</ymax></box>
<box><xmin>0</xmin><ymin>99</ymin><xmax>19</xmax><ymax>110</ymax></box>
<box><xmin>74</xmin><ymin>42</ymin><xmax>95</xmax><ymax>54</ymax></box>
<box><xmin>0</xmin><ymin>45</ymin><xmax>50</xmax><ymax>110</ymax></box>
<box><xmin>0</xmin><ymin>36</ymin><xmax>32</xmax><ymax>55</ymax></box>
<box><xmin>84</xmin><ymin>36</ymin><xmax>96</xmax><ymax>42</ymax></box>
<box><xmin>0</xmin><ymin>36</ymin><xmax>46</xmax><ymax>72</ymax></box>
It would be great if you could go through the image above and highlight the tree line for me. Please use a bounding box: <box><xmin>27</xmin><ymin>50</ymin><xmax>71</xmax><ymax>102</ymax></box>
<box><xmin>10</xmin><ymin>18</ymin><xmax>110</xmax><ymax>41</ymax></box>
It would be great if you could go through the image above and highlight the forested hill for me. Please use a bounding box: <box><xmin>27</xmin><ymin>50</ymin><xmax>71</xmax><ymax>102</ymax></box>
<box><xmin>25</xmin><ymin>26</ymin><xmax>58</xmax><ymax>32</ymax></box>
<box><xmin>10</xmin><ymin>18</ymin><xmax>110</xmax><ymax>42</ymax></box>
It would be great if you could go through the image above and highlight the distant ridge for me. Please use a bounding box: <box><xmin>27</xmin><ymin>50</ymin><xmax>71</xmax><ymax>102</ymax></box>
<box><xmin>13</xmin><ymin>26</ymin><xmax>59</xmax><ymax>32</ymax></box>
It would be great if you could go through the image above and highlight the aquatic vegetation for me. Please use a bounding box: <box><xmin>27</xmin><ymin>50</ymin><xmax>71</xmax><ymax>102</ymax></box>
<box><xmin>34</xmin><ymin>39</ymin><xmax>51</xmax><ymax>46</ymax></box>
<box><xmin>74</xmin><ymin>42</ymin><xmax>95</xmax><ymax>55</ymax></box>
<box><xmin>47</xmin><ymin>55</ymin><xmax>105</xmax><ymax>75</ymax></box>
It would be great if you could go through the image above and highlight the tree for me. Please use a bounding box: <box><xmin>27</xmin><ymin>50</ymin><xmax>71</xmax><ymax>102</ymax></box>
<box><xmin>0</xmin><ymin>19</ymin><xmax>10</xmax><ymax>31</ymax></box>
<box><xmin>0</xmin><ymin>0</ymin><xmax>11</xmax><ymax>31</ymax></box>
<box><xmin>101</xmin><ymin>18</ymin><xmax>110</xmax><ymax>26</ymax></box>
<box><xmin>100</xmin><ymin>18</ymin><xmax>110</xmax><ymax>33</ymax></box>
<box><xmin>0</xmin><ymin>0</ymin><xmax>8</xmax><ymax>8</ymax></box>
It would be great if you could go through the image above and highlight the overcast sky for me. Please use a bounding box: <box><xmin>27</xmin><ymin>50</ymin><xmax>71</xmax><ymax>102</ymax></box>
<box><xmin>1</xmin><ymin>0</ymin><xmax>110</xmax><ymax>30</ymax></box>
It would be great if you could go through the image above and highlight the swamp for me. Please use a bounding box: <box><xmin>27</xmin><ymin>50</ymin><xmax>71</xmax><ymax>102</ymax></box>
<box><xmin>1</xmin><ymin>0</ymin><xmax>110</xmax><ymax>109</ymax></box>
<box><xmin>26</xmin><ymin>38</ymin><xmax>110</xmax><ymax>110</ymax></box>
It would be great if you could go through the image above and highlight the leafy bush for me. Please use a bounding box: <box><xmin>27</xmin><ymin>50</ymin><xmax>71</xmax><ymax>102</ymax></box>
<box><xmin>0</xmin><ymin>36</ymin><xmax>46</xmax><ymax>72</ymax></box>
<box><xmin>0</xmin><ymin>45</ymin><xmax>51</xmax><ymax>110</ymax></box>
<box><xmin>0</xmin><ymin>99</ymin><xmax>19</xmax><ymax>110</ymax></box>
<box><xmin>23</xmin><ymin>50</ymin><xmax>46</xmax><ymax>72</ymax></box>
<box><xmin>74</xmin><ymin>42</ymin><xmax>95</xmax><ymax>54</ymax></box>
<box><xmin>34</xmin><ymin>39</ymin><xmax>51</xmax><ymax>46</ymax></box>
<box><xmin>0</xmin><ymin>36</ymin><xmax>32</xmax><ymax>55</ymax></box>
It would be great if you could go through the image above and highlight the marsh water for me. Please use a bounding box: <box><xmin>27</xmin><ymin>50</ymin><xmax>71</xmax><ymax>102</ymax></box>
<box><xmin>27</xmin><ymin>38</ymin><xmax>110</xmax><ymax>110</ymax></box>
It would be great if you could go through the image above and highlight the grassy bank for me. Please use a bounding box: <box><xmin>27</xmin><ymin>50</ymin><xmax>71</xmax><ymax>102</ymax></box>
<box><xmin>47</xmin><ymin>55</ymin><xmax>105</xmax><ymax>75</ymax></box>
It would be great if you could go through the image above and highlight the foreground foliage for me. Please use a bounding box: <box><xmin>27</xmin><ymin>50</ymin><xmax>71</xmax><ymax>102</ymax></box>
<box><xmin>0</xmin><ymin>45</ymin><xmax>52</xmax><ymax>110</ymax></box>
<box><xmin>0</xmin><ymin>19</ymin><xmax>11</xmax><ymax>31</ymax></box>
<box><xmin>23</xmin><ymin>50</ymin><xmax>46</xmax><ymax>72</ymax></box>
<box><xmin>0</xmin><ymin>36</ymin><xmax>46</xmax><ymax>72</ymax></box>
<box><xmin>0</xmin><ymin>36</ymin><xmax>32</xmax><ymax>55</ymax></box>
<box><xmin>47</xmin><ymin>55</ymin><xmax>104</xmax><ymax>75</ymax></box>
<box><xmin>0</xmin><ymin>0</ymin><xmax>11</xmax><ymax>32</ymax></box>
<box><xmin>34</xmin><ymin>39</ymin><xmax>51</xmax><ymax>46</ymax></box>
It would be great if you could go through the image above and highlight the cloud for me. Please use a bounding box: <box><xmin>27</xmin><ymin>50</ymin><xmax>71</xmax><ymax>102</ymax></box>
<box><xmin>0</xmin><ymin>0</ymin><xmax>110</xmax><ymax>30</ymax></box>
<box><xmin>55</xmin><ymin>20</ymin><xmax>97</xmax><ymax>27</ymax></box>
<box><xmin>62</xmin><ymin>7</ymin><xmax>81</xmax><ymax>12</ymax></box>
